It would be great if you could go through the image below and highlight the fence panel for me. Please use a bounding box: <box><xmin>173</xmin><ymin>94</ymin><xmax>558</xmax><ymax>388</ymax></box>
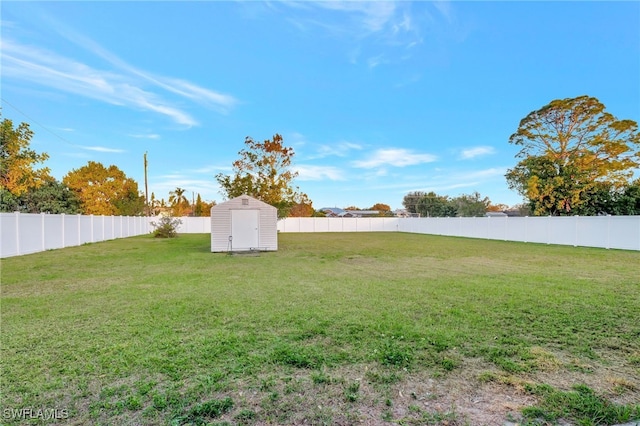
<box><xmin>609</xmin><ymin>216</ymin><xmax>640</xmax><ymax>251</ymax></box>
<box><xmin>92</xmin><ymin>215</ymin><xmax>103</xmax><ymax>243</ymax></box>
<box><xmin>487</xmin><ymin>216</ymin><xmax>508</xmax><ymax>241</ymax></box>
<box><xmin>44</xmin><ymin>214</ymin><xmax>64</xmax><ymax>251</ymax></box>
<box><xmin>327</xmin><ymin>219</ymin><xmax>343</xmax><ymax>232</ymax></box>
<box><xmin>523</xmin><ymin>217</ymin><xmax>549</xmax><ymax>244</ymax></box>
<box><xmin>505</xmin><ymin>217</ymin><xmax>527</xmax><ymax>242</ymax></box>
<box><xmin>79</xmin><ymin>216</ymin><xmax>93</xmax><ymax>244</ymax></box>
<box><xmin>575</xmin><ymin>216</ymin><xmax>606</xmax><ymax>248</ymax></box>
<box><xmin>0</xmin><ymin>213</ymin><xmax>19</xmax><ymax>257</ymax></box>
<box><xmin>18</xmin><ymin>213</ymin><xmax>43</xmax><ymax>255</ymax></box>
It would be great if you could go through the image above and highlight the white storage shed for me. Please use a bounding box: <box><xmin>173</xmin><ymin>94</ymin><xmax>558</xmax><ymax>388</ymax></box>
<box><xmin>211</xmin><ymin>195</ymin><xmax>278</xmax><ymax>252</ymax></box>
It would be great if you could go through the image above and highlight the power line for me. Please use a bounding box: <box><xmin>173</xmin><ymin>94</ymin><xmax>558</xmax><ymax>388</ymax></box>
<box><xmin>1</xmin><ymin>97</ymin><xmax>77</xmax><ymax>147</ymax></box>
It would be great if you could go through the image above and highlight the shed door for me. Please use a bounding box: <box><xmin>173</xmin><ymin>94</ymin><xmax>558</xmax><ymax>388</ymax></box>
<box><xmin>231</xmin><ymin>210</ymin><xmax>259</xmax><ymax>250</ymax></box>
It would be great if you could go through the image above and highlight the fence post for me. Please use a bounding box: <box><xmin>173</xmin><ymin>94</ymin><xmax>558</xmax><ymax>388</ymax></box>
<box><xmin>14</xmin><ymin>211</ymin><xmax>20</xmax><ymax>256</ymax></box>
<box><xmin>61</xmin><ymin>214</ymin><xmax>65</xmax><ymax>248</ymax></box>
<box><xmin>606</xmin><ymin>215</ymin><xmax>611</xmax><ymax>250</ymax></box>
<box><xmin>503</xmin><ymin>216</ymin><xmax>508</xmax><ymax>241</ymax></box>
<box><xmin>90</xmin><ymin>215</ymin><xmax>94</xmax><ymax>243</ymax></box>
<box><xmin>41</xmin><ymin>213</ymin><xmax>46</xmax><ymax>252</ymax></box>
<box><xmin>77</xmin><ymin>214</ymin><xmax>81</xmax><ymax>246</ymax></box>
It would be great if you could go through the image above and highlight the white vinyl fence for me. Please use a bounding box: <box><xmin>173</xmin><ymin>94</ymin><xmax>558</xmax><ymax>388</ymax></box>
<box><xmin>276</xmin><ymin>216</ymin><xmax>640</xmax><ymax>251</ymax></box>
<box><xmin>2</xmin><ymin>213</ymin><xmax>639</xmax><ymax>258</ymax></box>
<box><xmin>394</xmin><ymin>215</ymin><xmax>640</xmax><ymax>251</ymax></box>
<box><xmin>277</xmin><ymin>217</ymin><xmax>400</xmax><ymax>233</ymax></box>
<box><xmin>0</xmin><ymin>212</ymin><xmax>151</xmax><ymax>258</ymax></box>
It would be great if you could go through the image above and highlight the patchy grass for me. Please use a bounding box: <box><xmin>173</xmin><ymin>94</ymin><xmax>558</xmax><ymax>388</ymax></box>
<box><xmin>1</xmin><ymin>232</ymin><xmax>639</xmax><ymax>425</ymax></box>
<box><xmin>522</xmin><ymin>383</ymin><xmax>640</xmax><ymax>425</ymax></box>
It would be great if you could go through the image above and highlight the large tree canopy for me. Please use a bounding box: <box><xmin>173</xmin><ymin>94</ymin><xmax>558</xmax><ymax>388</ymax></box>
<box><xmin>506</xmin><ymin>96</ymin><xmax>640</xmax><ymax>215</ymax></box>
<box><xmin>215</xmin><ymin>134</ymin><xmax>308</xmax><ymax>217</ymax></box>
<box><xmin>0</xmin><ymin>117</ymin><xmax>51</xmax><ymax>196</ymax></box>
<box><xmin>63</xmin><ymin>161</ymin><xmax>143</xmax><ymax>216</ymax></box>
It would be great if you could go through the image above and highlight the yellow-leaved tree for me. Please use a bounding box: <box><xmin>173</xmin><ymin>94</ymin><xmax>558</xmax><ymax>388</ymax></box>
<box><xmin>0</xmin><ymin>116</ymin><xmax>51</xmax><ymax>196</ymax></box>
<box><xmin>63</xmin><ymin>161</ymin><xmax>144</xmax><ymax>216</ymax></box>
<box><xmin>505</xmin><ymin>96</ymin><xmax>640</xmax><ymax>215</ymax></box>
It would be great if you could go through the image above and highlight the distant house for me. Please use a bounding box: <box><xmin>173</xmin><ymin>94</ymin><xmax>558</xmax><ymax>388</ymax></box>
<box><xmin>394</xmin><ymin>209</ymin><xmax>419</xmax><ymax>218</ymax></box>
<box><xmin>485</xmin><ymin>211</ymin><xmax>508</xmax><ymax>217</ymax></box>
<box><xmin>320</xmin><ymin>207</ymin><xmax>389</xmax><ymax>218</ymax></box>
<box><xmin>347</xmin><ymin>210</ymin><xmax>381</xmax><ymax>217</ymax></box>
<box><xmin>504</xmin><ymin>209</ymin><xmax>522</xmax><ymax>217</ymax></box>
<box><xmin>319</xmin><ymin>207</ymin><xmax>345</xmax><ymax>217</ymax></box>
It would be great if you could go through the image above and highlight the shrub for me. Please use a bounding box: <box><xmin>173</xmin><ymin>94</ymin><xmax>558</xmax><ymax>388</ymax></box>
<box><xmin>150</xmin><ymin>216</ymin><xmax>182</xmax><ymax>238</ymax></box>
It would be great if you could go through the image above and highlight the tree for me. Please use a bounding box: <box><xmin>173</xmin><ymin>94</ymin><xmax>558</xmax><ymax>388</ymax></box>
<box><xmin>113</xmin><ymin>189</ymin><xmax>145</xmax><ymax>216</ymax></box>
<box><xmin>506</xmin><ymin>96</ymin><xmax>640</xmax><ymax>215</ymax></box>
<box><xmin>1</xmin><ymin>116</ymin><xmax>51</xmax><ymax>196</ymax></box>
<box><xmin>169</xmin><ymin>187</ymin><xmax>190</xmax><ymax>216</ymax></box>
<box><xmin>616</xmin><ymin>179</ymin><xmax>640</xmax><ymax>215</ymax></box>
<box><xmin>573</xmin><ymin>179</ymin><xmax>640</xmax><ymax>216</ymax></box>
<box><xmin>63</xmin><ymin>161</ymin><xmax>143</xmax><ymax>216</ymax></box>
<box><xmin>19</xmin><ymin>179</ymin><xmax>81</xmax><ymax>214</ymax></box>
<box><xmin>192</xmin><ymin>193</ymin><xmax>215</xmax><ymax>217</ymax></box>
<box><xmin>416</xmin><ymin>192</ymin><xmax>456</xmax><ymax>217</ymax></box>
<box><xmin>369</xmin><ymin>203</ymin><xmax>392</xmax><ymax>216</ymax></box>
<box><xmin>215</xmin><ymin>134</ymin><xmax>308</xmax><ymax>217</ymax></box>
<box><xmin>0</xmin><ymin>188</ymin><xmax>21</xmax><ymax>212</ymax></box>
<box><xmin>402</xmin><ymin>191</ymin><xmax>425</xmax><ymax>214</ymax></box>
<box><xmin>451</xmin><ymin>192</ymin><xmax>490</xmax><ymax>217</ymax></box>
<box><xmin>194</xmin><ymin>193</ymin><xmax>205</xmax><ymax>217</ymax></box>
<box><xmin>487</xmin><ymin>203</ymin><xmax>510</xmax><ymax>212</ymax></box>
<box><xmin>289</xmin><ymin>195</ymin><xmax>314</xmax><ymax>217</ymax></box>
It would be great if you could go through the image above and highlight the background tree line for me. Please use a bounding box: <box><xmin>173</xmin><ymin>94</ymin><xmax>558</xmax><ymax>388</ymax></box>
<box><xmin>402</xmin><ymin>191</ymin><xmax>495</xmax><ymax>217</ymax></box>
<box><xmin>4</xmin><ymin>95</ymin><xmax>639</xmax><ymax>219</ymax></box>
<box><xmin>0</xmin><ymin>115</ymin><xmax>216</xmax><ymax>217</ymax></box>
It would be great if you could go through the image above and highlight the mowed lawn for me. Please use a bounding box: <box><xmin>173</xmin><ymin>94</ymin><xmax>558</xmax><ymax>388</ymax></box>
<box><xmin>1</xmin><ymin>232</ymin><xmax>639</xmax><ymax>425</ymax></box>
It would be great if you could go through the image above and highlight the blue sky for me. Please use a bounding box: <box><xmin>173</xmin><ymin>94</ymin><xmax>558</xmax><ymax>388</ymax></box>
<box><xmin>2</xmin><ymin>1</ymin><xmax>639</xmax><ymax>210</ymax></box>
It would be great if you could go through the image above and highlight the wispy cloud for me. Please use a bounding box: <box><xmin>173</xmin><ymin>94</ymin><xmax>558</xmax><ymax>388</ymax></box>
<box><xmin>367</xmin><ymin>54</ymin><xmax>386</xmax><ymax>69</ymax></box>
<box><xmin>1</xmin><ymin>26</ymin><xmax>238</xmax><ymax>126</ymax></box>
<box><xmin>312</xmin><ymin>141</ymin><xmax>363</xmax><ymax>159</ymax></box>
<box><xmin>311</xmin><ymin>1</ymin><xmax>398</xmax><ymax>34</ymax></box>
<box><xmin>353</xmin><ymin>148</ymin><xmax>437</xmax><ymax>168</ymax></box>
<box><xmin>78</xmin><ymin>145</ymin><xmax>125</xmax><ymax>153</ymax></box>
<box><xmin>274</xmin><ymin>0</ymin><xmax>454</xmax><ymax>65</ymax></box>
<box><xmin>129</xmin><ymin>133</ymin><xmax>160</xmax><ymax>140</ymax></box>
<box><xmin>188</xmin><ymin>165</ymin><xmax>232</xmax><ymax>174</ymax></box>
<box><xmin>459</xmin><ymin>146</ymin><xmax>496</xmax><ymax>160</ymax></box>
<box><xmin>359</xmin><ymin>167</ymin><xmax>507</xmax><ymax>196</ymax></box>
<box><xmin>295</xmin><ymin>165</ymin><xmax>345</xmax><ymax>181</ymax></box>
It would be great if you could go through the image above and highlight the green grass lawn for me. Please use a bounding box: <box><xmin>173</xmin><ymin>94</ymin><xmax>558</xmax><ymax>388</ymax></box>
<box><xmin>1</xmin><ymin>233</ymin><xmax>639</xmax><ymax>425</ymax></box>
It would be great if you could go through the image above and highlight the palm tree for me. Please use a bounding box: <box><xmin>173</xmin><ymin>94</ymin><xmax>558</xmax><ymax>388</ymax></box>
<box><xmin>169</xmin><ymin>187</ymin><xmax>189</xmax><ymax>216</ymax></box>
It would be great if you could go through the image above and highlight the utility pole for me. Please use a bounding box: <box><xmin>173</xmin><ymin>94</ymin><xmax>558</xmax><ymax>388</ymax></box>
<box><xmin>144</xmin><ymin>152</ymin><xmax>149</xmax><ymax>216</ymax></box>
